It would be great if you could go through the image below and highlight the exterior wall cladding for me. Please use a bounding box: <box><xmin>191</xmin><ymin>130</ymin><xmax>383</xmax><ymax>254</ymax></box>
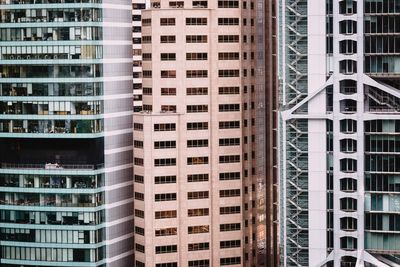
<box><xmin>0</xmin><ymin>1</ymin><xmax>134</xmax><ymax>267</ymax></box>
<box><xmin>280</xmin><ymin>0</ymin><xmax>400</xmax><ymax>266</ymax></box>
<box><xmin>133</xmin><ymin>0</ymin><xmax>278</xmax><ymax>266</ymax></box>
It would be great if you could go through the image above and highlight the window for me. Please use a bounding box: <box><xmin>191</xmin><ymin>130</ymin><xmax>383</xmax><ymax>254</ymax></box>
<box><xmin>155</xmin><ymin>245</ymin><xmax>177</xmax><ymax>254</ymax></box>
<box><xmin>220</xmin><ymin>257</ymin><xmax>241</xmax><ymax>265</ymax></box>
<box><xmin>134</xmin><ymin>123</ymin><xmax>143</xmax><ymax>131</ymax></box>
<box><xmin>160</xmin><ymin>18</ymin><xmax>176</xmax><ymax>25</ymax></box>
<box><xmin>340</xmin><ymin>119</ymin><xmax>357</xmax><ymax>133</ymax></box>
<box><xmin>219</xmin><ymin>138</ymin><xmax>240</xmax><ymax>146</ymax></box>
<box><xmin>187</xmin><ymin>105</ymin><xmax>208</xmax><ymax>113</ymax></box>
<box><xmin>155</xmin><ymin>210</ymin><xmax>177</xmax><ymax>219</ymax></box>
<box><xmin>186</xmin><ymin>17</ymin><xmax>207</xmax><ymax>25</ymax></box>
<box><xmin>188</xmin><ymin>242</ymin><xmax>209</xmax><ymax>251</ymax></box>
<box><xmin>136</xmin><ymin>261</ymin><xmax>145</xmax><ymax>267</ymax></box>
<box><xmin>187</xmin><ymin>87</ymin><xmax>208</xmax><ymax>95</ymax></box>
<box><xmin>219</xmin><ymin>104</ymin><xmax>240</xmax><ymax>112</ymax></box>
<box><xmin>188</xmin><ymin>208</ymin><xmax>209</xmax><ymax>217</ymax></box>
<box><xmin>218</xmin><ymin>35</ymin><xmax>239</xmax><ymax>43</ymax></box>
<box><xmin>187</xmin><ymin>53</ymin><xmax>208</xmax><ymax>60</ymax></box>
<box><xmin>220</xmin><ymin>240</ymin><xmax>241</xmax><ymax>249</ymax></box>
<box><xmin>134</xmin><ymin>140</ymin><xmax>143</xmax><ymax>148</ymax></box>
<box><xmin>219</xmin><ymin>121</ymin><xmax>240</xmax><ymax>129</ymax></box>
<box><xmin>154</xmin><ymin>158</ymin><xmax>176</xmax><ymax>166</ymax></box>
<box><xmin>340</xmin><ymin>197</ymin><xmax>357</xmax><ymax>212</ymax></box>
<box><xmin>189</xmin><ymin>260</ymin><xmax>210</xmax><ymax>267</ymax></box>
<box><xmin>161</xmin><ymin>70</ymin><xmax>176</xmax><ymax>78</ymax></box>
<box><xmin>135</xmin><ymin>226</ymin><xmax>145</xmax><ymax>236</ymax></box>
<box><xmin>143</xmin><ymin>87</ymin><xmax>152</xmax><ymax>95</ymax></box>
<box><xmin>220</xmin><ymin>206</ymin><xmax>241</xmax><ymax>214</ymax></box>
<box><xmin>219</xmin><ymin>86</ymin><xmax>240</xmax><ymax>94</ymax></box>
<box><xmin>219</xmin><ymin>155</ymin><xmax>240</xmax><ymax>163</ymax></box>
<box><xmin>161</xmin><ymin>53</ymin><xmax>176</xmax><ymax>61</ymax></box>
<box><xmin>161</xmin><ymin>35</ymin><xmax>176</xmax><ymax>43</ymax></box>
<box><xmin>188</xmin><ymin>191</ymin><xmax>209</xmax><ymax>199</ymax></box>
<box><xmin>142</xmin><ymin>53</ymin><xmax>152</xmax><ymax>61</ymax></box>
<box><xmin>134</xmin><ymin>192</ymin><xmax>144</xmax><ymax>201</ymax></box>
<box><xmin>187</xmin><ymin>70</ymin><xmax>208</xmax><ymax>78</ymax></box>
<box><xmin>220</xmin><ymin>223</ymin><xmax>241</xmax><ymax>231</ymax></box>
<box><xmin>169</xmin><ymin>1</ymin><xmax>184</xmax><ymax>7</ymax></box>
<box><xmin>154</xmin><ymin>141</ymin><xmax>176</xmax><ymax>149</ymax></box>
<box><xmin>188</xmin><ymin>157</ymin><xmax>209</xmax><ymax>165</ymax></box>
<box><xmin>340</xmin><ymin>158</ymin><xmax>357</xmax><ymax>172</ymax></box>
<box><xmin>136</xmin><ymin>243</ymin><xmax>145</xmax><ymax>253</ymax></box>
<box><xmin>219</xmin><ymin>52</ymin><xmax>240</xmax><ymax>60</ymax></box>
<box><xmin>134</xmin><ymin>157</ymin><xmax>144</xmax><ymax>166</ymax></box>
<box><xmin>161</xmin><ymin>88</ymin><xmax>176</xmax><ymax>95</ymax></box>
<box><xmin>220</xmin><ymin>172</ymin><xmax>240</xmax><ymax>180</ymax></box>
<box><xmin>155</xmin><ymin>193</ymin><xmax>177</xmax><ymax>202</ymax></box>
<box><xmin>142</xmin><ymin>18</ymin><xmax>152</xmax><ymax>26</ymax></box>
<box><xmin>187</xmin><ymin>122</ymin><xmax>208</xmax><ymax>130</ymax></box>
<box><xmin>154</xmin><ymin>123</ymin><xmax>176</xmax><ymax>131</ymax></box>
<box><xmin>142</xmin><ymin>36</ymin><xmax>151</xmax><ymax>43</ymax></box>
<box><xmin>155</xmin><ymin>175</ymin><xmax>177</xmax><ymax>184</ymax></box>
<box><xmin>142</xmin><ymin>70</ymin><xmax>152</xmax><ymax>78</ymax></box>
<box><xmin>218</xmin><ymin>18</ymin><xmax>239</xmax><ymax>25</ymax></box>
<box><xmin>188</xmin><ymin>225</ymin><xmax>209</xmax><ymax>234</ymax></box>
<box><xmin>218</xmin><ymin>0</ymin><xmax>239</xmax><ymax>8</ymax></box>
<box><xmin>186</xmin><ymin>35</ymin><xmax>208</xmax><ymax>43</ymax></box>
<box><xmin>156</xmin><ymin>263</ymin><xmax>177</xmax><ymax>267</ymax></box>
<box><xmin>187</xmin><ymin>173</ymin><xmax>209</xmax><ymax>182</ymax></box>
<box><xmin>155</xmin><ymin>227</ymin><xmax>177</xmax><ymax>236</ymax></box>
<box><xmin>220</xmin><ymin>189</ymin><xmax>240</xmax><ymax>197</ymax></box>
<box><xmin>135</xmin><ymin>175</ymin><xmax>144</xmax><ymax>183</ymax></box>
<box><xmin>219</xmin><ymin>69</ymin><xmax>240</xmax><ymax>77</ymax></box>
<box><xmin>187</xmin><ymin>139</ymin><xmax>209</xmax><ymax>147</ymax></box>
<box><xmin>340</xmin><ymin>217</ymin><xmax>357</xmax><ymax>231</ymax></box>
<box><xmin>340</xmin><ymin>139</ymin><xmax>357</xmax><ymax>153</ymax></box>
<box><xmin>339</xmin><ymin>20</ymin><xmax>357</xmax><ymax>34</ymax></box>
<box><xmin>135</xmin><ymin>209</ymin><xmax>144</xmax><ymax>218</ymax></box>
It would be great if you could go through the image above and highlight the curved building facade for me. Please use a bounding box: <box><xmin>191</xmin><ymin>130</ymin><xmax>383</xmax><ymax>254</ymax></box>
<box><xmin>0</xmin><ymin>1</ymin><xmax>134</xmax><ymax>266</ymax></box>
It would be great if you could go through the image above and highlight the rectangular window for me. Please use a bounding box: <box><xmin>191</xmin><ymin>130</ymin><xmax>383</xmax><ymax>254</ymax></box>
<box><xmin>155</xmin><ymin>210</ymin><xmax>177</xmax><ymax>219</ymax></box>
<box><xmin>161</xmin><ymin>87</ymin><xmax>176</xmax><ymax>95</ymax></box>
<box><xmin>219</xmin><ymin>121</ymin><xmax>240</xmax><ymax>129</ymax></box>
<box><xmin>135</xmin><ymin>226</ymin><xmax>145</xmax><ymax>236</ymax></box>
<box><xmin>143</xmin><ymin>87</ymin><xmax>152</xmax><ymax>95</ymax></box>
<box><xmin>187</xmin><ymin>105</ymin><xmax>208</xmax><ymax>112</ymax></box>
<box><xmin>187</xmin><ymin>157</ymin><xmax>209</xmax><ymax>165</ymax></box>
<box><xmin>161</xmin><ymin>105</ymin><xmax>176</xmax><ymax>113</ymax></box>
<box><xmin>187</xmin><ymin>122</ymin><xmax>208</xmax><ymax>130</ymax></box>
<box><xmin>142</xmin><ymin>36</ymin><xmax>152</xmax><ymax>43</ymax></box>
<box><xmin>188</xmin><ymin>191</ymin><xmax>209</xmax><ymax>199</ymax></box>
<box><xmin>135</xmin><ymin>209</ymin><xmax>144</xmax><ymax>218</ymax></box>
<box><xmin>156</xmin><ymin>263</ymin><xmax>178</xmax><ymax>267</ymax></box>
<box><xmin>187</xmin><ymin>87</ymin><xmax>208</xmax><ymax>95</ymax></box>
<box><xmin>155</xmin><ymin>175</ymin><xmax>177</xmax><ymax>184</ymax></box>
<box><xmin>220</xmin><ymin>240</ymin><xmax>241</xmax><ymax>249</ymax></box>
<box><xmin>220</xmin><ymin>206</ymin><xmax>241</xmax><ymax>214</ymax></box>
<box><xmin>169</xmin><ymin>1</ymin><xmax>184</xmax><ymax>7</ymax></box>
<box><xmin>220</xmin><ymin>223</ymin><xmax>241</xmax><ymax>232</ymax></box>
<box><xmin>134</xmin><ymin>140</ymin><xmax>144</xmax><ymax>148</ymax></box>
<box><xmin>160</xmin><ymin>53</ymin><xmax>176</xmax><ymax>61</ymax></box>
<box><xmin>142</xmin><ymin>18</ymin><xmax>152</xmax><ymax>26</ymax></box>
<box><xmin>218</xmin><ymin>18</ymin><xmax>239</xmax><ymax>25</ymax></box>
<box><xmin>187</xmin><ymin>139</ymin><xmax>209</xmax><ymax>147</ymax></box>
<box><xmin>134</xmin><ymin>175</ymin><xmax>144</xmax><ymax>183</ymax></box>
<box><xmin>218</xmin><ymin>35</ymin><xmax>239</xmax><ymax>43</ymax></box>
<box><xmin>154</xmin><ymin>158</ymin><xmax>176</xmax><ymax>166</ymax></box>
<box><xmin>154</xmin><ymin>123</ymin><xmax>176</xmax><ymax>131</ymax></box>
<box><xmin>219</xmin><ymin>69</ymin><xmax>240</xmax><ymax>77</ymax></box>
<box><xmin>155</xmin><ymin>193</ymin><xmax>177</xmax><ymax>202</ymax></box>
<box><xmin>220</xmin><ymin>257</ymin><xmax>241</xmax><ymax>265</ymax></box>
<box><xmin>188</xmin><ymin>225</ymin><xmax>209</xmax><ymax>234</ymax></box>
<box><xmin>220</xmin><ymin>189</ymin><xmax>241</xmax><ymax>197</ymax></box>
<box><xmin>161</xmin><ymin>70</ymin><xmax>176</xmax><ymax>78</ymax></box>
<box><xmin>186</xmin><ymin>35</ymin><xmax>208</xmax><ymax>43</ymax></box>
<box><xmin>219</xmin><ymin>138</ymin><xmax>240</xmax><ymax>146</ymax></box>
<box><xmin>219</xmin><ymin>104</ymin><xmax>240</xmax><ymax>112</ymax></box>
<box><xmin>134</xmin><ymin>192</ymin><xmax>144</xmax><ymax>201</ymax></box>
<box><xmin>188</xmin><ymin>260</ymin><xmax>210</xmax><ymax>267</ymax></box>
<box><xmin>155</xmin><ymin>227</ymin><xmax>177</xmax><ymax>236</ymax></box>
<box><xmin>218</xmin><ymin>52</ymin><xmax>240</xmax><ymax>60</ymax></box>
<box><xmin>193</xmin><ymin>1</ymin><xmax>208</xmax><ymax>7</ymax></box>
<box><xmin>160</xmin><ymin>18</ymin><xmax>176</xmax><ymax>25</ymax></box>
<box><xmin>187</xmin><ymin>173</ymin><xmax>209</xmax><ymax>182</ymax></box>
<box><xmin>219</xmin><ymin>155</ymin><xmax>240</xmax><ymax>163</ymax></box>
<box><xmin>134</xmin><ymin>157</ymin><xmax>144</xmax><ymax>166</ymax></box>
<box><xmin>136</xmin><ymin>243</ymin><xmax>145</xmax><ymax>253</ymax></box>
<box><xmin>188</xmin><ymin>242</ymin><xmax>210</xmax><ymax>251</ymax></box>
<box><xmin>154</xmin><ymin>141</ymin><xmax>176</xmax><ymax>149</ymax></box>
<box><xmin>142</xmin><ymin>70</ymin><xmax>152</xmax><ymax>78</ymax></box>
<box><xmin>160</xmin><ymin>35</ymin><xmax>176</xmax><ymax>43</ymax></box>
<box><xmin>186</xmin><ymin>17</ymin><xmax>207</xmax><ymax>25</ymax></box>
<box><xmin>187</xmin><ymin>70</ymin><xmax>208</xmax><ymax>78</ymax></box>
<box><xmin>187</xmin><ymin>53</ymin><xmax>208</xmax><ymax>60</ymax></box>
<box><xmin>188</xmin><ymin>208</ymin><xmax>209</xmax><ymax>217</ymax></box>
<box><xmin>218</xmin><ymin>86</ymin><xmax>240</xmax><ymax>94</ymax></box>
<box><xmin>219</xmin><ymin>172</ymin><xmax>240</xmax><ymax>180</ymax></box>
<box><xmin>218</xmin><ymin>0</ymin><xmax>239</xmax><ymax>8</ymax></box>
<box><xmin>134</xmin><ymin>123</ymin><xmax>143</xmax><ymax>131</ymax></box>
<box><xmin>155</xmin><ymin>245</ymin><xmax>177</xmax><ymax>254</ymax></box>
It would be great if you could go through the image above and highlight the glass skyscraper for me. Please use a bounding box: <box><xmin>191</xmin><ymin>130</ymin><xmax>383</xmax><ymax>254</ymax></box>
<box><xmin>0</xmin><ymin>1</ymin><xmax>134</xmax><ymax>266</ymax></box>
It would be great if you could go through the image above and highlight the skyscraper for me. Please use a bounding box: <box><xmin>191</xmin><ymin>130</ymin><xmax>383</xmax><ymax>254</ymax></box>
<box><xmin>0</xmin><ymin>1</ymin><xmax>134</xmax><ymax>266</ymax></box>
<box><xmin>133</xmin><ymin>0</ymin><xmax>278</xmax><ymax>266</ymax></box>
<box><xmin>280</xmin><ymin>0</ymin><xmax>400</xmax><ymax>266</ymax></box>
